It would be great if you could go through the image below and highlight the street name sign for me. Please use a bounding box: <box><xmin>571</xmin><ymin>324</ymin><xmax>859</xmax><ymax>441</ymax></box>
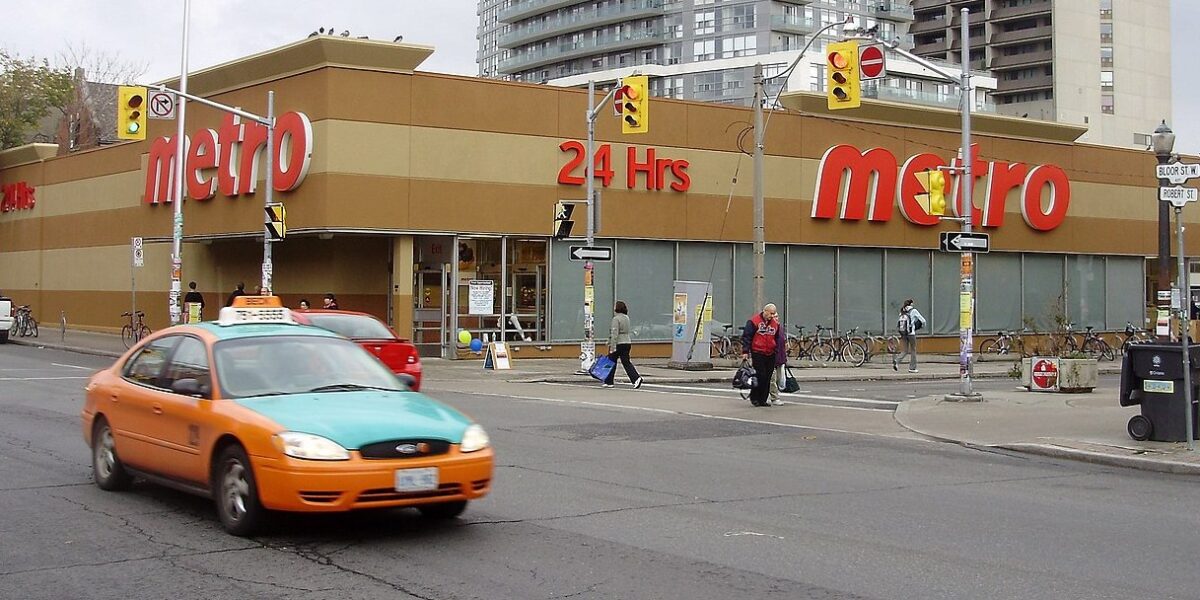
<box><xmin>939</xmin><ymin>231</ymin><xmax>990</xmax><ymax>253</ymax></box>
<box><xmin>569</xmin><ymin>245</ymin><xmax>613</xmax><ymax>261</ymax></box>
<box><xmin>1157</xmin><ymin>163</ymin><xmax>1200</xmax><ymax>185</ymax></box>
<box><xmin>1159</xmin><ymin>186</ymin><xmax>1198</xmax><ymax>207</ymax></box>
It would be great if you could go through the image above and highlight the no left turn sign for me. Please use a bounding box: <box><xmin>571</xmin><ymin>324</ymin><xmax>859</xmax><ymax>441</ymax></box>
<box><xmin>148</xmin><ymin>91</ymin><xmax>176</xmax><ymax>120</ymax></box>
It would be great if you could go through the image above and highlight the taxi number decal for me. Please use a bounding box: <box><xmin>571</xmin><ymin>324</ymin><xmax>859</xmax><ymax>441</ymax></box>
<box><xmin>395</xmin><ymin>467</ymin><xmax>439</xmax><ymax>492</ymax></box>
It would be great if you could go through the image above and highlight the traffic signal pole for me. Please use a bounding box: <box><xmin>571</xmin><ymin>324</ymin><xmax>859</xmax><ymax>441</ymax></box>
<box><xmin>149</xmin><ymin>84</ymin><xmax>278</xmax><ymax>298</ymax></box>
<box><xmin>580</xmin><ymin>80</ymin><xmax>621</xmax><ymax>372</ymax></box>
<box><xmin>851</xmin><ymin>7</ymin><xmax>981</xmax><ymax>401</ymax></box>
<box><xmin>168</xmin><ymin>0</ymin><xmax>191</xmax><ymax>325</ymax></box>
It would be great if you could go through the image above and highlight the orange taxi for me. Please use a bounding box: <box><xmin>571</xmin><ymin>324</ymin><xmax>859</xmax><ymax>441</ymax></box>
<box><xmin>81</xmin><ymin>297</ymin><xmax>493</xmax><ymax>536</ymax></box>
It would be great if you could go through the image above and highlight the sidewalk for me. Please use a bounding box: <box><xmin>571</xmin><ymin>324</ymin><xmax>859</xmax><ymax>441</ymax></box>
<box><xmin>12</xmin><ymin>329</ymin><xmax>1199</xmax><ymax>475</ymax></box>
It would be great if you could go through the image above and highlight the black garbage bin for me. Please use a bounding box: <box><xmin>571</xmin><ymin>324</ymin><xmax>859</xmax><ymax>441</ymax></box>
<box><xmin>1119</xmin><ymin>344</ymin><xmax>1200</xmax><ymax>441</ymax></box>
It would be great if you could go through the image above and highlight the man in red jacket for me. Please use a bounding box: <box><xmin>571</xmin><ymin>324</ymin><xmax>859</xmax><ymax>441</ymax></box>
<box><xmin>741</xmin><ymin>303</ymin><xmax>784</xmax><ymax>407</ymax></box>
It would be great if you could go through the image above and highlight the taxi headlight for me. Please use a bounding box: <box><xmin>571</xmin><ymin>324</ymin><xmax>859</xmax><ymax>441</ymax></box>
<box><xmin>273</xmin><ymin>432</ymin><xmax>351</xmax><ymax>461</ymax></box>
<box><xmin>460</xmin><ymin>424</ymin><xmax>490</xmax><ymax>453</ymax></box>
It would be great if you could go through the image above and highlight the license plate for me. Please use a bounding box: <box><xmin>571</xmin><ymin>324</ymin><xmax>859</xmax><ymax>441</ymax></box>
<box><xmin>1143</xmin><ymin>380</ymin><xmax>1175</xmax><ymax>394</ymax></box>
<box><xmin>394</xmin><ymin>467</ymin><xmax>438</xmax><ymax>492</ymax></box>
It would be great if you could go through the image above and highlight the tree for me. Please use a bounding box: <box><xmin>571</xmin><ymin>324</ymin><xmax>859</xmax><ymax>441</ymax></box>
<box><xmin>56</xmin><ymin>42</ymin><xmax>149</xmax><ymax>85</ymax></box>
<box><xmin>0</xmin><ymin>51</ymin><xmax>73</xmax><ymax>150</ymax></box>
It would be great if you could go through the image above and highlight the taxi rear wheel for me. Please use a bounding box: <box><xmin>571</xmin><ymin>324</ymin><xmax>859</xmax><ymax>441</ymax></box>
<box><xmin>92</xmin><ymin>419</ymin><xmax>132</xmax><ymax>491</ymax></box>
<box><xmin>417</xmin><ymin>500</ymin><xmax>467</xmax><ymax>519</ymax></box>
<box><xmin>214</xmin><ymin>445</ymin><xmax>267</xmax><ymax>536</ymax></box>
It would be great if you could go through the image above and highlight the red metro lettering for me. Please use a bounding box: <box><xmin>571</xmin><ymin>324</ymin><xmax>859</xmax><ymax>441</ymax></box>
<box><xmin>1</xmin><ymin>182</ymin><xmax>36</xmax><ymax>212</ymax></box>
<box><xmin>812</xmin><ymin>144</ymin><xmax>1070</xmax><ymax>231</ymax></box>
<box><xmin>558</xmin><ymin>141</ymin><xmax>690</xmax><ymax>192</ymax></box>
<box><xmin>144</xmin><ymin>111</ymin><xmax>313</xmax><ymax>205</ymax></box>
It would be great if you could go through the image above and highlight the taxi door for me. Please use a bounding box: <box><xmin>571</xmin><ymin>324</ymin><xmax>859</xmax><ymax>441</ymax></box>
<box><xmin>152</xmin><ymin>335</ymin><xmax>217</xmax><ymax>485</ymax></box>
<box><xmin>112</xmin><ymin>336</ymin><xmax>181</xmax><ymax>472</ymax></box>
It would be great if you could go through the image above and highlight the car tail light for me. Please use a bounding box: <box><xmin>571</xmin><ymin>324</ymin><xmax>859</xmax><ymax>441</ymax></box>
<box><xmin>407</xmin><ymin>354</ymin><xmax>417</xmax><ymax>364</ymax></box>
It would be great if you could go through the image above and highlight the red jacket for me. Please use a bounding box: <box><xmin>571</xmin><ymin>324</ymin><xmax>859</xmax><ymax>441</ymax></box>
<box><xmin>742</xmin><ymin>313</ymin><xmax>782</xmax><ymax>357</ymax></box>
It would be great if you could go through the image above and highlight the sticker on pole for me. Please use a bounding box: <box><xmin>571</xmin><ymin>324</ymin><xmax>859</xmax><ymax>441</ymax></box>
<box><xmin>1030</xmin><ymin>357</ymin><xmax>1059</xmax><ymax>391</ymax></box>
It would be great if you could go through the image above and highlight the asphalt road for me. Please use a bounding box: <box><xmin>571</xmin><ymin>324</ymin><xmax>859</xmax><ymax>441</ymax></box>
<box><xmin>2</xmin><ymin>344</ymin><xmax>1198</xmax><ymax>600</ymax></box>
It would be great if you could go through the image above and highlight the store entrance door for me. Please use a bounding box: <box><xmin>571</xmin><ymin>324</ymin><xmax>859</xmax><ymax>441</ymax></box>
<box><xmin>413</xmin><ymin>236</ymin><xmax>455</xmax><ymax>358</ymax></box>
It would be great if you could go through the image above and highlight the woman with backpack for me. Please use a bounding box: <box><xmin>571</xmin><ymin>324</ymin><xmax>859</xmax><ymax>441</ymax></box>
<box><xmin>893</xmin><ymin>299</ymin><xmax>926</xmax><ymax>373</ymax></box>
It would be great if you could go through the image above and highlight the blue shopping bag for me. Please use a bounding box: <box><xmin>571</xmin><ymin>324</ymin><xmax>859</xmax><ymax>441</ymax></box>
<box><xmin>589</xmin><ymin>355</ymin><xmax>616</xmax><ymax>381</ymax></box>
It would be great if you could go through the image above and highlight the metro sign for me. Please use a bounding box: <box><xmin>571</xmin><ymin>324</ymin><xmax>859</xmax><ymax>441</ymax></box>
<box><xmin>812</xmin><ymin>144</ymin><xmax>1070</xmax><ymax>231</ymax></box>
<box><xmin>144</xmin><ymin>111</ymin><xmax>313</xmax><ymax>205</ymax></box>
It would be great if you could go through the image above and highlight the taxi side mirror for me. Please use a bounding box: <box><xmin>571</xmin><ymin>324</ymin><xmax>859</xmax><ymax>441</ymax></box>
<box><xmin>396</xmin><ymin>373</ymin><xmax>416</xmax><ymax>389</ymax></box>
<box><xmin>173</xmin><ymin>378</ymin><xmax>211</xmax><ymax>399</ymax></box>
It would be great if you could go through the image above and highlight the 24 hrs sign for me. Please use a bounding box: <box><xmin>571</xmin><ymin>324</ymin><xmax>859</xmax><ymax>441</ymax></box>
<box><xmin>558</xmin><ymin>141</ymin><xmax>691</xmax><ymax>192</ymax></box>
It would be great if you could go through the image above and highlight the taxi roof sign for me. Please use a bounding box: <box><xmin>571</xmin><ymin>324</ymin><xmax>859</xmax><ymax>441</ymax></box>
<box><xmin>231</xmin><ymin>295</ymin><xmax>284</xmax><ymax>308</ymax></box>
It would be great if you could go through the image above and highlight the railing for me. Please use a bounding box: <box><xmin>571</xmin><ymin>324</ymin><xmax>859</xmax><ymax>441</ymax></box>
<box><xmin>498</xmin><ymin>28</ymin><xmax>665</xmax><ymax>73</ymax></box>
<box><xmin>989</xmin><ymin>2</ymin><xmax>1052</xmax><ymax>23</ymax></box>
<box><xmin>498</xmin><ymin>0</ymin><xmax>665</xmax><ymax>48</ymax></box>
<box><xmin>870</xmin><ymin>2</ymin><xmax>915</xmax><ymax>22</ymax></box>
<box><xmin>768</xmin><ymin>14</ymin><xmax>817</xmax><ymax>34</ymax></box>
<box><xmin>499</xmin><ymin>0</ymin><xmax>590</xmax><ymax>24</ymax></box>
<box><xmin>989</xmin><ymin>50</ymin><xmax>1054</xmax><ymax>70</ymax></box>
<box><xmin>862</xmin><ymin>84</ymin><xmax>998</xmax><ymax>113</ymax></box>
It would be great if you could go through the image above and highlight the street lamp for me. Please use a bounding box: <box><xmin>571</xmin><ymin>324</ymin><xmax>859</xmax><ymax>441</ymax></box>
<box><xmin>1153</xmin><ymin>120</ymin><xmax>1175</xmax><ymax>340</ymax></box>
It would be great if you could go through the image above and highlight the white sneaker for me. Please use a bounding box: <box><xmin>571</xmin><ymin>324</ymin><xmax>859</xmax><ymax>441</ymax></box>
<box><xmin>602</xmin><ymin>383</ymin><xmax>614</xmax><ymax>388</ymax></box>
<box><xmin>770</xmin><ymin>398</ymin><xmax>784</xmax><ymax>406</ymax></box>
<box><xmin>907</xmin><ymin>368</ymin><xmax>919</xmax><ymax>373</ymax></box>
<box><xmin>633</xmin><ymin>377</ymin><xmax>644</xmax><ymax>389</ymax></box>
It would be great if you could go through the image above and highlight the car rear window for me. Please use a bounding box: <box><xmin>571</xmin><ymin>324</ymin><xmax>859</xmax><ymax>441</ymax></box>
<box><xmin>305</xmin><ymin>314</ymin><xmax>395</xmax><ymax>340</ymax></box>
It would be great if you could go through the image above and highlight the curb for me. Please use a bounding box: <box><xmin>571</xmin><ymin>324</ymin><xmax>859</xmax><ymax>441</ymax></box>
<box><xmin>8</xmin><ymin>338</ymin><xmax>123</xmax><ymax>359</ymax></box>
<box><xmin>997</xmin><ymin>443</ymin><xmax>1200</xmax><ymax>476</ymax></box>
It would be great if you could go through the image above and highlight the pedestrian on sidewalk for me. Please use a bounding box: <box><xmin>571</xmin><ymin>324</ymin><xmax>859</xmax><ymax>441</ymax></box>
<box><xmin>323</xmin><ymin>293</ymin><xmax>340</xmax><ymax>310</ymax></box>
<box><xmin>768</xmin><ymin>316</ymin><xmax>789</xmax><ymax>406</ymax></box>
<box><xmin>602</xmin><ymin>300</ymin><xmax>643</xmax><ymax>389</ymax></box>
<box><xmin>299</xmin><ymin>299</ymin><xmax>310</xmax><ymax>310</ymax></box>
<box><xmin>184</xmin><ymin>281</ymin><xmax>206</xmax><ymax>321</ymax></box>
<box><xmin>893</xmin><ymin>299</ymin><xmax>926</xmax><ymax>373</ymax></box>
<box><xmin>741</xmin><ymin>303</ymin><xmax>783</xmax><ymax>407</ymax></box>
<box><xmin>224</xmin><ymin>282</ymin><xmax>246</xmax><ymax>307</ymax></box>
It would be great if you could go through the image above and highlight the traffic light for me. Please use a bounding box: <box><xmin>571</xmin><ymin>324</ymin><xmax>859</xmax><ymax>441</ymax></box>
<box><xmin>619</xmin><ymin>75</ymin><xmax>649</xmax><ymax>134</ymax></box>
<box><xmin>265</xmin><ymin>203</ymin><xmax>286</xmax><ymax>241</ymax></box>
<box><xmin>553</xmin><ymin>201</ymin><xmax>575</xmax><ymax>239</ymax></box>
<box><xmin>825</xmin><ymin>41</ymin><xmax>860</xmax><ymax>110</ymax></box>
<box><xmin>117</xmin><ymin>85</ymin><xmax>148</xmax><ymax>140</ymax></box>
<box><xmin>915</xmin><ymin>169</ymin><xmax>947</xmax><ymax>216</ymax></box>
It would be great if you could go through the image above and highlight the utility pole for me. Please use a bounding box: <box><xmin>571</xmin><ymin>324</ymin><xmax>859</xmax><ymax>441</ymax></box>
<box><xmin>168</xmin><ymin>0</ymin><xmax>191</xmax><ymax>325</ymax></box>
<box><xmin>580</xmin><ymin>80</ymin><xmax>621</xmax><ymax>372</ymax></box>
<box><xmin>752</xmin><ymin>64</ymin><xmax>765</xmax><ymax>311</ymax></box>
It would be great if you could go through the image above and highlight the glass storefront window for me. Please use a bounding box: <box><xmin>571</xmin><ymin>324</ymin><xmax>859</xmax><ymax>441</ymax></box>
<box><xmin>885</xmin><ymin>249</ymin><xmax>931</xmax><ymax>335</ymax></box>
<box><xmin>787</xmin><ymin>246</ymin><xmax>835</xmax><ymax>331</ymax></box>
<box><xmin>1023</xmin><ymin>254</ymin><xmax>1065</xmax><ymax>331</ymax></box>
<box><xmin>838</xmin><ymin>248</ymin><xmax>883</xmax><ymax>333</ymax></box>
<box><xmin>615</xmin><ymin>240</ymin><xmax>675</xmax><ymax>341</ymax></box>
<box><xmin>977</xmin><ymin>253</ymin><xmax>1022</xmax><ymax>333</ymax></box>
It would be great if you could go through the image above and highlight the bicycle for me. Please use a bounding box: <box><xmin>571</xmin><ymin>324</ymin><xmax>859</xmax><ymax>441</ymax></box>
<box><xmin>861</xmin><ymin>330</ymin><xmax>900</xmax><ymax>362</ymax></box>
<box><xmin>1115</xmin><ymin>321</ymin><xmax>1153</xmax><ymax>355</ymax></box>
<box><xmin>710</xmin><ymin>324</ymin><xmax>744</xmax><ymax>360</ymax></box>
<box><xmin>11</xmin><ymin>305</ymin><xmax>38</xmax><ymax>338</ymax></box>
<box><xmin>979</xmin><ymin>329</ymin><xmax>1025</xmax><ymax>357</ymax></box>
<box><xmin>786</xmin><ymin>325</ymin><xmax>830</xmax><ymax>365</ymax></box>
<box><xmin>1079</xmin><ymin>326</ymin><xmax>1115</xmax><ymax>361</ymax></box>
<box><xmin>814</xmin><ymin>325</ymin><xmax>866</xmax><ymax>367</ymax></box>
<box><xmin>121</xmin><ymin>311</ymin><xmax>152</xmax><ymax>348</ymax></box>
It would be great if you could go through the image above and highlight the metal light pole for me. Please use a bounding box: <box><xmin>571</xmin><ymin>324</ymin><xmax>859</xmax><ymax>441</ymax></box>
<box><xmin>262</xmin><ymin>91</ymin><xmax>275</xmax><ymax>295</ymax></box>
<box><xmin>1175</xmin><ymin>203</ymin><xmax>1193</xmax><ymax>450</ymax></box>
<box><xmin>580</xmin><ymin>80</ymin><xmax>621</xmax><ymax>372</ymax></box>
<box><xmin>1155</xmin><ymin>121</ymin><xmax>1176</xmax><ymax>341</ymax></box>
<box><xmin>752</xmin><ymin>64</ymin><xmax>765</xmax><ymax>310</ymax></box>
<box><xmin>168</xmin><ymin>0</ymin><xmax>191</xmax><ymax>325</ymax></box>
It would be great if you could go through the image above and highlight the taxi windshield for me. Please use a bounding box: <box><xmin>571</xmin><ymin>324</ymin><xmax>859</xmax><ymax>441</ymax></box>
<box><xmin>214</xmin><ymin>335</ymin><xmax>405</xmax><ymax>399</ymax></box>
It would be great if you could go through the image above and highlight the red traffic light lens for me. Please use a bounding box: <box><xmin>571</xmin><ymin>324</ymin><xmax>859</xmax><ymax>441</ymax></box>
<box><xmin>828</xmin><ymin>52</ymin><xmax>848</xmax><ymax>69</ymax></box>
<box><xmin>127</xmin><ymin>94</ymin><xmax>144</xmax><ymax>108</ymax></box>
<box><xmin>623</xmin><ymin>85</ymin><xmax>639</xmax><ymax>101</ymax></box>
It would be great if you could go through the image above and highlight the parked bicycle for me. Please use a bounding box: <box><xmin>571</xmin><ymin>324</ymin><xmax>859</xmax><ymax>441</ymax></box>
<box><xmin>11</xmin><ymin>305</ymin><xmax>38</xmax><ymax>338</ymax></box>
<box><xmin>814</xmin><ymin>325</ymin><xmax>866</xmax><ymax>367</ymax></box>
<box><xmin>786</xmin><ymin>325</ymin><xmax>830</xmax><ymax>365</ymax></box>
<box><xmin>979</xmin><ymin>329</ymin><xmax>1025</xmax><ymax>357</ymax></box>
<box><xmin>1115</xmin><ymin>321</ymin><xmax>1153</xmax><ymax>355</ymax></box>
<box><xmin>1079</xmin><ymin>326</ymin><xmax>1115</xmax><ymax>361</ymax></box>
<box><xmin>121</xmin><ymin>310</ymin><xmax>151</xmax><ymax>348</ymax></box>
<box><xmin>861</xmin><ymin>330</ymin><xmax>900</xmax><ymax>363</ymax></box>
<box><xmin>710</xmin><ymin>324</ymin><xmax>744</xmax><ymax>359</ymax></box>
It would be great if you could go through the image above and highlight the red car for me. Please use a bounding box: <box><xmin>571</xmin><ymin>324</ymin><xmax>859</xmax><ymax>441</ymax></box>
<box><xmin>292</xmin><ymin>310</ymin><xmax>423</xmax><ymax>390</ymax></box>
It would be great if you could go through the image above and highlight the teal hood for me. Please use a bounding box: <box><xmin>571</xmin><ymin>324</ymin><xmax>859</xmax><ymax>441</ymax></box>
<box><xmin>234</xmin><ymin>391</ymin><xmax>473</xmax><ymax>449</ymax></box>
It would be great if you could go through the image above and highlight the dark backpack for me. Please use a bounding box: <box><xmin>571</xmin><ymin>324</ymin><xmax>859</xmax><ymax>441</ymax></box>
<box><xmin>733</xmin><ymin>364</ymin><xmax>758</xmax><ymax>390</ymax></box>
<box><xmin>913</xmin><ymin>314</ymin><xmax>924</xmax><ymax>331</ymax></box>
<box><xmin>897</xmin><ymin>312</ymin><xmax>911</xmax><ymax>334</ymax></box>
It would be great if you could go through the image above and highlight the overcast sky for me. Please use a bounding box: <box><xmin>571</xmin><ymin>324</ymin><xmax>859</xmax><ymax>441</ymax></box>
<box><xmin>5</xmin><ymin>0</ymin><xmax>1197</xmax><ymax>154</ymax></box>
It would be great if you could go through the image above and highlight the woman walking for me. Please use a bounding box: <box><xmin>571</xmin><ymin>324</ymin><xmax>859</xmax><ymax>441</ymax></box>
<box><xmin>603</xmin><ymin>301</ymin><xmax>644</xmax><ymax>389</ymax></box>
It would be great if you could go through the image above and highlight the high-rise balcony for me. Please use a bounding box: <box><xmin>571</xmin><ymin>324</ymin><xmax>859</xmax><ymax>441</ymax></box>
<box><xmin>990</xmin><ymin>24</ymin><xmax>1053</xmax><ymax>46</ymax></box>
<box><xmin>989</xmin><ymin>50</ymin><xmax>1053</xmax><ymax>70</ymax></box>
<box><xmin>499</xmin><ymin>0</ymin><xmax>589</xmax><ymax>24</ymax></box>
<box><xmin>498</xmin><ymin>0</ymin><xmax>665</xmax><ymax>48</ymax></box>
<box><xmin>862</xmin><ymin>83</ymin><xmax>997</xmax><ymax>113</ymax></box>
<box><xmin>870</xmin><ymin>2</ymin><xmax>916</xmax><ymax>22</ymax></box>
<box><xmin>913</xmin><ymin>38</ymin><xmax>948</xmax><ymax>55</ymax></box>
<box><xmin>909</xmin><ymin>18</ymin><xmax>949</xmax><ymax>36</ymax></box>
<box><xmin>498</xmin><ymin>28</ymin><xmax>665</xmax><ymax>73</ymax></box>
<box><xmin>989</xmin><ymin>1</ymin><xmax>1052</xmax><ymax>23</ymax></box>
<box><xmin>995</xmin><ymin>73</ymin><xmax>1054</xmax><ymax>94</ymax></box>
<box><xmin>769</xmin><ymin>14</ymin><xmax>817</xmax><ymax>35</ymax></box>
<box><xmin>775</xmin><ymin>0</ymin><xmax>813</xmax><ymax>5</ymax></box>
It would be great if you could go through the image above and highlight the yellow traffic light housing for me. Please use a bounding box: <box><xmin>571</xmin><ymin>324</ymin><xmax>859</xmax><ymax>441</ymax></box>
<box><xmin>826</xmin><ymin>41</ymin><xmax>860</xmax><ymax>110</ymax></box>
<box><xmin>117</xmin><ymin>85</ymin><xmax>148</xmax><ymax>140</ymax></box>
<box><xmin>914</xmin><ymin>169</ymin><xmax>948</xmax><ymax>216</ymax></box>
<box><xmin>619</xmin><ymin>75</ymin><xmax>649</xmax><ymax>134</ymax></box>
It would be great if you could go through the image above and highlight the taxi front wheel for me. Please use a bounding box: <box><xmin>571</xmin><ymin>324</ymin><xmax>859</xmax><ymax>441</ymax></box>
<box><xmin>214</xmin><ymin>445</ymin><xmax>267</xmax><ymax>536</ymax></box>
<box><xmin>418</xmin><ymin>500</ymin><xmax>467</xmax><ymax>519</ymax></box>
<box><xmin>92</xmin><ymin>418</ymin><xmax>132</xmax><ymax>491</ymax></box>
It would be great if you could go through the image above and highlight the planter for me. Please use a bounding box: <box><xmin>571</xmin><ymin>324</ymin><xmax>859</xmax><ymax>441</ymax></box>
<box><xmin>1020</xmin><ymin>357</ymin><xmax>1098</xmax><ymax>393</ymax></box>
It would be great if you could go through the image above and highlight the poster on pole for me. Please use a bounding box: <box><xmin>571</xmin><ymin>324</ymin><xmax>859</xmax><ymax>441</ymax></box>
<box><xmin>468</xmin><ymin>280</ymin><xmax>494</xmax><ymax>315</ymax></box>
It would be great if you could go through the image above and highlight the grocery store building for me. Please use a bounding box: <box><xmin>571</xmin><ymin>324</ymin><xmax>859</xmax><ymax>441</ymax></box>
<box><xmin>0</xmin><ymin>37</ymin><xmax>1188</xmax><ymax>358</ymax></box>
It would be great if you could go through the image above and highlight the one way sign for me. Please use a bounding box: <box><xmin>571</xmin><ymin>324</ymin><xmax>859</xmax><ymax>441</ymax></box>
<box><xmin>569</xmin><ymin>245</ymin><xmax>612</xmax><ymax>261</ymax></box>
<box><xmin>939</xmin><ymin>231</ymin><xmax>989</xmax><ymax>253</ymax></box>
